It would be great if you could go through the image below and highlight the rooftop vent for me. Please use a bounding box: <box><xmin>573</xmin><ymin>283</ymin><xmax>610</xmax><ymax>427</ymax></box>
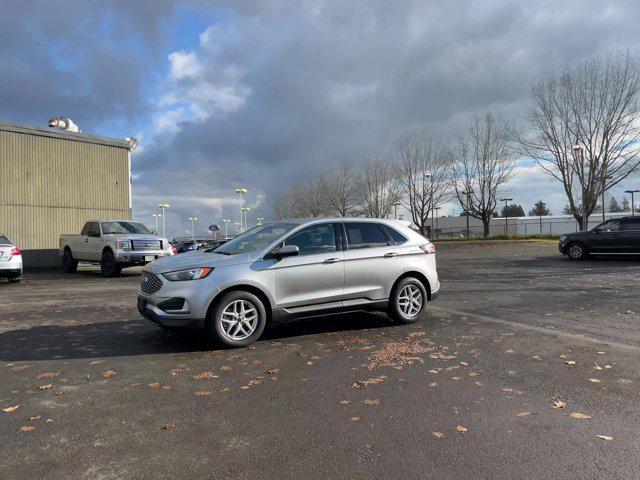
<box><xmin>48</xmin><ymin>117</ymin><xmax>80</xmax><ymax>133</ymax></box>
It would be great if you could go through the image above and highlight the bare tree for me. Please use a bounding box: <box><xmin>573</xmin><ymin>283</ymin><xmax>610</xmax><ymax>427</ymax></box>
<box><xmin>398</xmin><ymin>137</ymin><xmax>452</xmax><ymax>235</ymax></box>
<box><xmin>452</xmin><ymin>113</ymin><xmax>516</xmax><ymax>237</ymax></box>
<box><xmin>517</xmin><ymin>52</ymin><xmax>640</xmax><ymax>230</ymax></box>
<box><xmin>357</xmin><ymin>158</ymin><xmax>402</xmax><ymax>218</ymax></box>
<box><xmin>273</xmin><ymin>177</ymin><xmax>331</xmax><ymax>219</ymax></box>
<box><xmin>319</xmin><ymin>163</ymin><xmax>361</xmax><ymax>216</ymax></box>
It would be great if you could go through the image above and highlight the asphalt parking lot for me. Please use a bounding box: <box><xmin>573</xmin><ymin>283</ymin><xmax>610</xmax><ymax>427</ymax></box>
<box><xmin>1</xmin><ymin>241</ymin><xmax>640</xmax><ymax>479</ymax></box>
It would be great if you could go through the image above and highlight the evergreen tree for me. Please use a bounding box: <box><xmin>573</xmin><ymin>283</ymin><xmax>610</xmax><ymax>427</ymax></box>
<box><xmin>528</xmin><ymin>199</ymin><xmax>551</xmax><ymax>216</ymax></box>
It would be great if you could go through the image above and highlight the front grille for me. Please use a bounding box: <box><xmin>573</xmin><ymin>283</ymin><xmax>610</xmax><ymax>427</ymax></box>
<box><xmin>140</xmin><ymin>272</ymin><xmax>163</xmax><ymax>295</ymax></box>
<box><xmin>132</xmin><ymin>240</ymin><xmax>161</xmax><ymax>251</ymax></box>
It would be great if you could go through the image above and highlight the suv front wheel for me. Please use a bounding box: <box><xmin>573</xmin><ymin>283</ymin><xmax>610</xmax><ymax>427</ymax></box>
<box><xmin>388</xmin><ymin>277</ymin><xmax>428</xmax><ymax>324</ymax></box>
<box><xmin>209</xmin><ymin>291</ymin><xmax>267</xmax><ymax>347</ymax></box>
<box><xmin>567</xmin><ymin>242</ymin><xmax>587</xmax><ymax>260</ymax></box>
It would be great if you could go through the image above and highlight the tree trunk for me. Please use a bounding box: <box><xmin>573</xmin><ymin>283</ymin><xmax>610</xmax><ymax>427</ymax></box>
<box><xmin>483</xmin><ymin>220</ymin><xmax>490</xmax><ymax>237</ymax></box>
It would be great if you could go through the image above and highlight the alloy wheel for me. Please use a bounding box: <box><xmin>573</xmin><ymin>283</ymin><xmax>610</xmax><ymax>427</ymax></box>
<box><xmin>221</xmin><ymin>299</ymin><xmax>259</xmax><ymax>340</ymax></box>
<box><xmin>568</xmin><ymin>244</ymin><xmax>584</xmax><ymax>259</ymax></box>
<box><xmin>397</xmin><ymin>284</ymin><xmax>423</xmax><ymax>318</ymax></box>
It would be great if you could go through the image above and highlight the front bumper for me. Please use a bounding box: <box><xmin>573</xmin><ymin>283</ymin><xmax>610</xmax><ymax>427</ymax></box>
<box><xmin>137</xmin><ymin>296</ymin><xmax>204</xmax><ymax>330</ymax></box>
<box><xmin>116</xmin><ymin>249</ymin><xmax>171</xmax><ymax>264</ymax></box>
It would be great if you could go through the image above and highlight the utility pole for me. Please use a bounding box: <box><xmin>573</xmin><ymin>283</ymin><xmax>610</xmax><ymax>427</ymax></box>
<box><xmin>392</xmin><ymin>203</ymin><xmax>400</xmax><ymax>220</ymax></box>
<box><xmin>235</xmin><ymin>188</ymin><xmax>247</xmax><ymax>233</ymax></box>
<box><xmin>625</xmin><ymin>190</ymin><xmax>639</xmax><ymax>216</ymax></box>
<box><xmin>188</xmin><ymin>217</ymin><xmax>198</xmax><ymax>241</ymax></box>
<box><xmin>499</xmin><ymin>198</ymin><xmax>513</xmax><ymax>235</ymax></box>
<box><xmin>157</xmin><ymin>204</ymin><xmax>170</xmax><ymax>238</ymax></box>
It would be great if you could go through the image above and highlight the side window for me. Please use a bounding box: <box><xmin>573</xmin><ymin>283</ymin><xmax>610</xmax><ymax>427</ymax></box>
<box><xmin>383</xmin><ymin>225</ymin><xmax>408</xmax><ymax>244</ymax></box>
<box><xmin>599</xmin><ymin>220</ymin><xmax>621</xmax><ymax>232</ymax></box>
<box><xmin>285</xmin><ymin>223</ymin><xmax>336</xmax><ymax>255</ymax></box>
<box><xmin>345</xmin><ymin>222</ymin><xmax>389</xmax><ymax>249</ymax></box>
<box><xmin>622</xmin><ymin>220</ymin><xmax>640</xmax><ymax>231</ymax></box>
<box><xmin>87</xmin><ymin>223</ymin><xmax>101</xmax><ymax>237</ymax></box>
<box><xmin>81</xmin><ymin>223</ymin><xmax>91</xmax><ymax>236</ymax></box>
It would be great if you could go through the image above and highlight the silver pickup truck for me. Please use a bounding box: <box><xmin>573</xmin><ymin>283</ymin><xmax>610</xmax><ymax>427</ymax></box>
<box><xmin>59</xmin><ymin>220</ymin><xmax>174</xmax><ymax>276</ymax></box>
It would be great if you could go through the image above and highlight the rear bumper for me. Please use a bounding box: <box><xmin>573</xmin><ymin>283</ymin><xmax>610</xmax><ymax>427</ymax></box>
<box><xmin>0</xmin><ymin>268</ymin><xmax>22</xmax><ymax>278</ymax></box>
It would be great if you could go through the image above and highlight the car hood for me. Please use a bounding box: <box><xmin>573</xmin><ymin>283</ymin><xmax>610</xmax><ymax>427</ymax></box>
<box><xmin>145</xmin><ymin>251</ymin><xmax>251</xmax><ymax>273</ymax></box>
<box><xmin>103</xmin><ymin>234</ymin><xmax>168</xmax><ymax>243</ymax></box>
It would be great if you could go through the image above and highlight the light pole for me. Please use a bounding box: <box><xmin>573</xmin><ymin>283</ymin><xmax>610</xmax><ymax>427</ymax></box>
<box><xmin>499</xmin><ymin>198</ymin><xmax>513</xmax><ymax>235</ymax></box>
<box><xmin>222</xmin><ymin>218</ymin><xmax>230</xmax><ymax>238</ymax></box>
<box><xmin>625</xmin><ymin>190</ymin><xmax>639</xmax><ymax>216</ymax></box>
<box><xmin>392</xmin><ymin>203</ymin><xmax>401</xmax><ymax>220</ymax></box>
<box><xmin>235</xmin><ymin>188</ymin><xmax>247</xmax><ymax>233</ymax></box>
<box><xmin>157</xmin><ymin>203</ymin><xmax>170</xmax><ymax>238</ymax></box>
<box><xmin>434</xmin><ymin>207</ymin><xmax>441</xmax><ymax>239</ymax></box>
<box><xmin>257</xmin><ymin>216</ymin><xmax>264</xmax><ymax>226</ymax></box>
<box><xmin>461</xmin><ymin>190</ymin><xmax>471</xmax><ymax>238</ymax></box>
<box><xmin>152</xmin><ymin>213</ymin><xmax>162</xmax><ymax>234</ymax></box>
<box><xmin>242</xmin><ymin>207</ymin><xmax>251</xmax><ymax>231</ymax></box>
<box><xmin>235</xmin><ymin>222</ymin><xmax>241</xmax><ymax>235</ymax></box>
<box><xmin>188</xmin><ymin>216</ymin><xmax>198</xmax><ymax>241</ymax></box>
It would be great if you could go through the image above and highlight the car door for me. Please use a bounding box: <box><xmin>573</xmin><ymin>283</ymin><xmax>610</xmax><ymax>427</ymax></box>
<box><xmin>342</xmin><ymin>221</ymin><xmax>405</xmax><ymax>307</ymax></box>
<box><xmin>272</xmin><ymin>222</ymin><xmax>344</xmax><ymax>313</ymax></box>
<box><xmin>620</xmin><ymin>218</ymin><xmax>640</xmax><ymax>253</ymax></box>
<box><xmin>85</xmin><ymin>222</ymin><xmax>103</xmax><ymax>261</ymax></box>
<box><xmin>589</xmin><ymin>219</ymin><xmax>622</xmax><ymax>253</ymax></box>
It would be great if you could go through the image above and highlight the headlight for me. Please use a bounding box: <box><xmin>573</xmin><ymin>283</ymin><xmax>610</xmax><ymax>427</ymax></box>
<box><xmin>559</xmin><ymin>235</ymin><xmax>566</xmax><ymax>243</ymax></box>
<box><xmin>115</xmin><ymin>240</ymin><xmax>131</xmax><ymax>250</ymax></box>
<box><xmin>162</xmin><ymin>267</ymin><xmax>213</xmax><ymax>281</ymax></box>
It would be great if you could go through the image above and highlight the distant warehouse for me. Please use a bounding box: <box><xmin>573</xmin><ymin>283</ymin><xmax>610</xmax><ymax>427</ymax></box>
<box><xmin>0</xmin><ymin>119</ymin><xmax>137</xmax><ymax>267</ymax></box>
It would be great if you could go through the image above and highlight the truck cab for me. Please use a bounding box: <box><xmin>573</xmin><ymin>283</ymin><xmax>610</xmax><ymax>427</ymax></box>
<box><xmin>59</xmin><ymin>220</ymin><xmax>174</xmax><ymax>276</ymax></box>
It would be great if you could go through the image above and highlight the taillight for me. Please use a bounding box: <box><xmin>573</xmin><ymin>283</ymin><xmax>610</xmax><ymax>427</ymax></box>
<box><xmin>419</xmin><ymin>243</ymin><xmax>436</xmax><ymax>254</ymax></box>
<box><xmin>172</xmin><ymin>247</ymin><xmax>178</xmax><ymax>255</ymax></box>
<box><xmin>11</xmin><ymin>247</ymin><xmax>21</xmax><ymax>256</ymax></box>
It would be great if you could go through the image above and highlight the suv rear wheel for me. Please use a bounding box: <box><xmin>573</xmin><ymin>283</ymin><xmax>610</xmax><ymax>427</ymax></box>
<box><xmin>209</xmin><ymin>291</ymin><xmax>267</xmax><ymax>348</ymax></box>
<box><xmin>388</xmin><ymin>277</ymin><xmax>428</xmax><ymax>324</ymax></box>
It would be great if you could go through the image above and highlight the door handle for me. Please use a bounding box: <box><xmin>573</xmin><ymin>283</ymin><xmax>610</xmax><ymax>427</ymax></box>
<box><xmin>384</xmin><ymin>252</ymin><xmax>399</xmax><ymax>258</ymax></box>
<box><xmin>323</xmin><ymin>258</ymin><xmax>341</xmax><ymax>264</ymax></box>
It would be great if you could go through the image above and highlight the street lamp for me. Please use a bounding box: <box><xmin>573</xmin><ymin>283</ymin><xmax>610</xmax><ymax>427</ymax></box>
<box><xmin>188</xmin><ymin>216</ymin><xmax>198</xmax><ymax>241</ymax></box>
<box><xmin>499</xmin><ymin>198</ymin><xmax>513</xmax><ymax>235</ymax></box>
<box><xmin>157</xmin><ymin>203</ymin><xmax>170</xmax><ymax>238</ymax></box>
<box><xmin>222</xmin><ymin>218</ymin><xmax>230</xmax><ymax>238</ymax></box>
<box><xmin>461</xmin><ymin>190</ymin><xmax>472</xmax><ymax>238</ymax></box>
<box><xmin>257</xmin><ymin>216</ymin><xmax>264</xmax><ymax>226</ymax></box>
<box><xmin>392</xmin><ymin>203</ymin><xmax>401</xmax><ymax>220</ymax></box>
<box><xmin>152</xmin><ymin>213</ymin><xmax>162</xmax><ymax>234</ymax></box>
<box><xmin>625</xmin><ymin>190</ymin><xmax>640</xmax><ymax>216</ymax></box>
<box><xmin>235</xmin><ymin>222</ymin><xmax>241</xmax><ymax>235</ymax></box>
<box><xmin>235</xmin><ymin>188</ymin><xmax>247</xmax><ymax>233</ymax></box>
<box><xmin>242</xmin><ymin>207</ymin><xmax>251</xmax><ymax>231</ymax></box>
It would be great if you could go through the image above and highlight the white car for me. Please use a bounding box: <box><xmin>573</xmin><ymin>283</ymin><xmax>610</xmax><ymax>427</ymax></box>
<box><xmin>59</xmin><ymin>220</ymin><xmax>174</xmax><ymax>276</ymax></box>
<box><xmin>0</xmin><ymin>234</ymin><xmax>23</xmax><ymax>283</ymax></box>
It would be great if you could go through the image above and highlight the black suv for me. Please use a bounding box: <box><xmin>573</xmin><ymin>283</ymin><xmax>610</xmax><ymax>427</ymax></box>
<box><xmin>559</xmin><ymin>216</ymin><xmax>640</xmax><ymax>259</ymax></box>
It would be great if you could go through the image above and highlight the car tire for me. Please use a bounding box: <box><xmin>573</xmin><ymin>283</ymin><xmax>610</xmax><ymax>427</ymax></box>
<box><xmin>388</xmin><ymin>277</ymin><xmax>429</xmax><ymax>324</ymax></box>
<box><xmin>100</xmin><ymin>250</ymin><xmax>122</xmax><ymax>277</ymax></box>
<box><xmin>8</xmin><ymin>276</ymin><xmax>21</xmax><ymax>284</ymax></box>
<box><xmin>566</xmin><ymin>242</ymin><xmax>587</xmax><ymax>260</ymax></box>
<box><xmin>209</xmin><ymin>290</ymin><xmax>267</xmax><ymax>348</ymax></box>
<box><xmin>62</xmin><ymin>249</ymin><xmax>78</xmax><ymax>273</ymax></box>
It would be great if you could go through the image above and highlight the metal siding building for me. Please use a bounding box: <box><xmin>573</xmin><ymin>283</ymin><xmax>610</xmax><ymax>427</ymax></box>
<box><xmin>0</xmin><ymin>120</ymin><xmax>132</xmax><ymax>267</ymax></box>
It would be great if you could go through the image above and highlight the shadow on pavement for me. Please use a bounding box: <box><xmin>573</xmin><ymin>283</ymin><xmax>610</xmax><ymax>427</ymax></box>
<box><xmin>0</xmin><ymin>312</ymin><xmax>395</xmax><ymax>362</ymax></box>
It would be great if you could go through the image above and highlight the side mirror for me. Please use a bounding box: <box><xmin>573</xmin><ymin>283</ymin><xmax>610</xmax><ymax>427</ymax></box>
<box><xmin>273</xmin><ymin>244</ymin><xmax>299</xmax><ymax>258</ymax></box>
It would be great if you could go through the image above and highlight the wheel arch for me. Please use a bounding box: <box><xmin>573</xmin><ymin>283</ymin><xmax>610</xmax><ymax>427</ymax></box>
<box><xmin>205</xmin><ymin>284</ymin><xmax>274</xmax><ymax>327</ymax></box>
<box><xmin>391</xmin><ymin>271</ymin><xmax>432</xmax><ymax>300</ymax></box>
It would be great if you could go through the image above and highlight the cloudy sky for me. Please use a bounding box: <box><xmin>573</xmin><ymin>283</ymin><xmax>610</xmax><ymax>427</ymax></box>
<box><xmin>2</xmin><ymin>0</ymin><xmax>640</xmax><ymax>237</ymax></box>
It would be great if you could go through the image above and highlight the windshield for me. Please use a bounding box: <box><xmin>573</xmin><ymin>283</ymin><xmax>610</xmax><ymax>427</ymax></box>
<box><xmin>101</xmin><ymin>221</ymin><xmax>152</xmax><ymax>235</ymax></box>
<box><xmin>212</xmin><ymin>223</ymin><xmax>297</xmax><ymax>255</ymax></box>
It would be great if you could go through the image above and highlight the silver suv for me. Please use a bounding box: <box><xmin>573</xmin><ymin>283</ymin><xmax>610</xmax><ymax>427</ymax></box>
<box><xmin>137</xmin><ymin>218</ymin><xmax>440</xmax><ymax>347</ymax></box>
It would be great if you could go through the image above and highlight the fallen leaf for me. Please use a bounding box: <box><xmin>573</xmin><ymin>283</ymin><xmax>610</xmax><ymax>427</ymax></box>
<box><xmin>451</xmin><ymin>377</ymin><xmax>462</xmax><ymax>381</ymax></box>
<box><xmin>516</xmin><ymin>412</ymin><xmax>531</xmax><ymax>417</ymax></box>
<box><xmin>36</xmin><ymin>372</ymin><xmax>59</xmax><ymax>379</ymax></box>
<box><xmin>89</xmin><ymin>360</ymin><xmax>104</xmax><ymax>365</ymax></box>
<box><xmin>428</xmin><ymin>369</ymin><xmax>438</xmax><ymax>374</ymax></box>
<box><xmin>429</xmin><ymin>382</ymin><xmax>438</xmax><ymax>387</ymax></box>
<box><xmin>19</xmin><ymin>425</ymin><xmax>35</xmax><ymax>432</ymax></box>
<box><xmin>339</xmin><ymin>400</ymin><xmax>351</xmax><ymax>405</ymax></box>
<box><xmin>456</xmin><ymin>425</ymin><xmax>468</xmax><ymax>433</ymax></box>
<box><xmin>3</xmin><ymin>405</ymin><xmax>20</xmax><ymax>413</ymax></box>
<box><xmin>194</xmin><ymin>390</ymin><xmax>213</xmax><ymax>396</ymax></box>
<box><xmin>596</xmin><ymin>435</ymin><xmax>613</xmax><ymax>441</ymax></box>
<box><xmin>459</xmin><ymin>362</ymin><xmax>468</xmax><ymax>366</ymax></box>
<box><xmin>220</xmin><ymin>366</ymin><xmax>232</xmax><ymax>371</ymax></box>
<box><xmin>148</xmin><ymin>382</ymin><xmax>161</xmax><ymax>388</ymax></box>
<box><xmin>569</xmin><ymin>412</ymin><xmax>592</xmax><ymax>419</ymax></box>
<box><xmin>552</xmin><ymin>401</ymin><xmax>566</xmax><ymax>409</ymax></box>
<box><xmin>594</xmin><ymin>364</ymin><xmax>602</xmax><ymax>371</ymax></box>
<box><xmin>432</xmin><ymin>431</ymin><xmax>444</xmax><ymax>438</ymax></box>
<box><xmin>29</xmin><ymin>415</ymin><xmax>41</xmax><ymax>420</ymax></box>
<box><xmin>192</xmin><ymin>371</ymin><xmax>218</xmax><ymax>380</ymax></box>
<box><xmin>565</xmin><ymin>360</ymin><xmax>576</xmax><ymax>365</ymax></box>
<box><xmin>596</xmin><ymin>351</ymin><xmax>606</xmax><ymax>355</ymax></box>
<box><xmin>162</xmin><ymin>423</ymin><xmax>176</xmax><ymax>430</ymax></box>
<box><xmin>38</xmin><ymin>384</ymin><xmax>53</xmax><ymax>390</ymax></box>
<box><xmin>362</xmin><ymin>399</ymin><xmax>380</xmax><ymax>405</ymax></box>
<box><xmin>101</xmin><ymin>370</ymin><xmax>117</xmax><ymax>378</ymax></box>
<box><xmin>588</xmin><ymin>378</ymin><xmax>601</xmax><ymax>383</ymax></box>
<box><xmin>45</xmin><ymin>418</ymin><xmax>53</xmax><ymax>423</ymax></box>
<box><xmin>350</xmin><ymin>416</ymin><xmax>360</xmax><ymax>421</ymax></box>
<box><xmin>505</xmin><ymin>349</ymin><xmax>514</xmax><ymax>354</ymax></box>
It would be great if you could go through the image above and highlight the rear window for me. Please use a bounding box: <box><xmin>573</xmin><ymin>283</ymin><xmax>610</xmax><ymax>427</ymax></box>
<box><xmin>383</xmin><ymin>225</ymin><xmax>408</xmax><ymax>244</ymax></box>
<box><xmin>345</xmin><ymin>222</ymin><xmax>389</xmax><ymax>249</ymax></box>
<box><xmin>0</xmin><ymin>235</ymin><xmax>11</xmax><ymax>244</ymax></box>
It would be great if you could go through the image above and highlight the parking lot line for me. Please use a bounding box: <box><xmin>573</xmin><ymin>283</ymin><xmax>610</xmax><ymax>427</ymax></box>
<box><xmin>429</xmin><ymin>305</ymin><xmax>640</xmax><ymax>353</ymax></box>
